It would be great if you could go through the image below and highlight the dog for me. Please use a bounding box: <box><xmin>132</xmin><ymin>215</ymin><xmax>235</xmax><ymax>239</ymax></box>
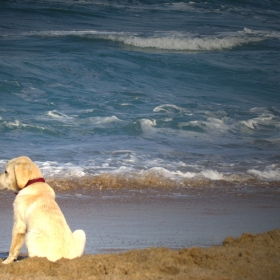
<box><xmin>0</xmin><ymin>156</ymin><xmax>86</xmax><ymax>264</ymax></box>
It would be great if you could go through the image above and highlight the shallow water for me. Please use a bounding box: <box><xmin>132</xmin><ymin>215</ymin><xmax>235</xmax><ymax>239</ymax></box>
<box><xmin>1</xmin><ymin>188</ymin><xmax>280</xmax><ymax>255</ymax></box>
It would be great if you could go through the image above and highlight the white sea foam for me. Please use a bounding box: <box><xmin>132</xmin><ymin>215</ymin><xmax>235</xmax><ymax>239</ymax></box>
<box><xmin>200</xmin><ymin>170</ymin><xmax>224</xmax><ymax>180</ymax></box>
<box><xmin>169</xmin><ymin>2</ymin><xmax>196</xmax><ymax>11</ymax></box>
<box><xmin>28</xmin><ymin>29</ymin><xmax>270</xmax><ymax>51</ymax></box>
<box><xmin>178</xmin><ymin>121</ymin><xmax>205</xmax><ymax>132</ymax></box>
<box><xmin>178</xmin><ymin>117</ymin><xmax>231</xmax><ymax>135</ymax></box>
<box><xmin>140</xmin><ymin>119</ymin><xmax>157</xmax><ymax>134</ymax></box>
<box><xmin>47</xmin><ymin>110</ymin><xmax>73</xmax><ymax>120</ymax></box>
<box><xmin>179</xmin><ymin>107</ymin><xmax>279</xmax><ymax>136</ymax></box>
<box><xmin>85</xmin><ymin>109</ymin><xmax>94</xmax><ymax>113</ymax></box>
<box><xmin>171</xmin><ymin>169</ymin><xmax>226</xmax><ymax>180</ymax></box>
<box><xmin>21</xmin><ymin>158</ymin><xmax>280</xmax><ymax>184</ymax></box>
<box><xmin>37</xmin><ymin>161</ymin><xmax>86</xmax><ymax>177</ymax></box>
<box><xmin>243</xmin><ymin>28</ymin><xmax>280</xmax><ymax>39</ymax></box>
<box><xmin>248</xmin><ymin>168</ymin><xmax>280</xmax><ymax>180</ymax></box>
<box><xmin>1</xmin><ymin>119</ymin><xmax>47</xmax><ymax>131</ymax></box>
<box><xmin>206</xmin><ymin>117</ymin><xmax>233</xmax><ymax>133</ymax></box>
<box><xmin>112</xmin><ymin>150</ymin><xmax>134</xmax><ymax>155</ymax></box>
<box><xmin>153</xmin><ymin>104</ymin><xmax>184</xmax><ymax>114</ymax></box>
<box><xmin>3</xmin><ymin>120</ymin><xmax>22</xmax><ymax>128</ymax></box>
<box><xmin>88</xmin><ymin>116</ymin><xmax>122</xmax><ymax>126</ymax></box>
<box><xmin>142</xmin><ymin>167</ymin><xmax>225</xmax><ymax>181</ymax></box>
<box><xmin>249</xmin><ymin>107</ymin><xmax>267</xmax><ymax>113</ymax></box>
<box><xmin>174</xmin><ymin>171</ymin><xmax>197</xmax><ymax>178</ymax></box>
<box><xmin>240</xmin><ymin>113</ymin><xmax>278</xmax><ymax>130</ymax></box>
<box><xmin>115</xmin><ymin>34</ymin><xmax>263</xmax><ymax>51</ymax></box>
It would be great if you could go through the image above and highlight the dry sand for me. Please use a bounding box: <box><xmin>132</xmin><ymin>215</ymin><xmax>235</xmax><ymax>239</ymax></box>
<box><xmin>0</xmin><ymin>228</ymin><xmax>279</xmax><ymax>280</ymax></box>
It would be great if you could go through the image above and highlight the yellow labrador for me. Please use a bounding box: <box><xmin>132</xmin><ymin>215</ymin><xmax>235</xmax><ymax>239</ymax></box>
<box><xmin>0</xmin><ymin>156</ymin><xmax>86</xmax><ymax>264</ymax></box>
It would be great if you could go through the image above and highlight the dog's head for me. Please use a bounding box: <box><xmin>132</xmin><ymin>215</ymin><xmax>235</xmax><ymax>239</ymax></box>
<box><xmin>0</xmin><ymin>156</ymin><xmax>42</xmax><ymax>192</ymax></box>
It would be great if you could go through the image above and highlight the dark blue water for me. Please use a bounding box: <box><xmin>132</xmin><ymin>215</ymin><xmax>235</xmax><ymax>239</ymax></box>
<box><xmin>1</xmin><ymin>0</ymin><xmax>280</xmax><ymax>187</ymax></box>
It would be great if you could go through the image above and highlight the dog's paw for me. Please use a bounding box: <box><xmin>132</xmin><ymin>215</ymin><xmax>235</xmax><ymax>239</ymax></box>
<box><xmin>2</xmin><ymin>257</ymin><xmax>15</xmax><ymax>264</ymax></box>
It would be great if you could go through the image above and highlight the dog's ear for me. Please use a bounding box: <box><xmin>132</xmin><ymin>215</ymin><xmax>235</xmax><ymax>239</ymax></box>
<box><xmin>14</xmin><ymin>162</ymin><xmax>31</xmax><ymax>189</ymax></box>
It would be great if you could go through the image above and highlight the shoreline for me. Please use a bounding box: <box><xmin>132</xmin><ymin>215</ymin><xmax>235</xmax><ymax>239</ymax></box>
<box><xmin>0</xmin><ymin>228</ymin><xmax>280</xmax><ymax>279</ymax></box>
<box><xmin>45</xmin><ymin>175</ymin><xmax>280</xmax><ymax>192</ymax></box>
<box><xmin>1</xmin><ymin>187</ymin><xmax>280</xmax><ymax>255</ymax></box>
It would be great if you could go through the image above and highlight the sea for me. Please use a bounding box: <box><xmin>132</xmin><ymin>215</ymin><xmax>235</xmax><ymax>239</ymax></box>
<box><xmin>0</xmin><ymin>0</ymin><xmax>280</xmax><ymax>193</ymax></box>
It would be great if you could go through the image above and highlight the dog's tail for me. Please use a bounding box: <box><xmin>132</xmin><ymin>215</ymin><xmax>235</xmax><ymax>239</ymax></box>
<box><xmin>72</xmin><ymin>229</ymin><xmax>86</xmax><ymax>258</ymax></box>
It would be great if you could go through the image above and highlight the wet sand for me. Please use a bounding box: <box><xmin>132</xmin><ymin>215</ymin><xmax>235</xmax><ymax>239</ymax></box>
<box><xmin>56</xmin><ymin>186</ymin><xmax>280</xmax><ymax>254</ymax></box>
<box><xmin>0</xmin><ymin>185</ymin><xmax>280</xmax><ymax>279</ymax></box>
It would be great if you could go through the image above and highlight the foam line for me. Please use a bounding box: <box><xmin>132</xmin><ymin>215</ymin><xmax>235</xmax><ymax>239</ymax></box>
<box><xmin>26</xmin><ymin>28</ymin><xmax>276</xmax><ymax>51</ymax></box>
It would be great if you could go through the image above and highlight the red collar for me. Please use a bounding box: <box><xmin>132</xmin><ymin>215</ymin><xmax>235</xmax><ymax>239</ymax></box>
<box><xmin>24</xmin><ymin>177</ymin><xmax>45</xmax><ymax>188</ymax></box>
<box><xmin>15</xmin><ymin>177</ymin><xmax>45</xmax><ymax>195</ymax></box>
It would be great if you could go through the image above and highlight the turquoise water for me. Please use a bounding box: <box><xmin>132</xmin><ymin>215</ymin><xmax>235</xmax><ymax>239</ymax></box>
<box><xmin>0</xmin><ymin>0</ymin><xmax>280</xmax><ymax>187</ymax></box>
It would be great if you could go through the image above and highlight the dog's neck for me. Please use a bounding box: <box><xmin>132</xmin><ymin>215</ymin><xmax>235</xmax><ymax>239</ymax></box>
<box><xmin>24</xmin><ymin>178</ymin><xmax>45</xmax><ymax>188</ymax></box>
<box><xmin>15</xmin><ymin>177</ymin><xmax>45</xmax><ymax>195</ymax></box>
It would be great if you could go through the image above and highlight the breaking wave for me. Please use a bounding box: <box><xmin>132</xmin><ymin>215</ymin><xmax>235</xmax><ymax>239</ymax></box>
<box><xmin>45</xmin><ymin>171</ymin><xmax>280</xmax><ymax>194</ymax></box>
<box><xmin>0</xmin><ymin>119</ymin><xmax>57</xmax><ymax>135</ymax></box>
<box><xmin>1</xmin><ymin>157</ymin><xmax>280</xmax><ymax>194</ymax></box>
<box><xmin>25</xmin><ymin>28</ymin><xmax>279</xmax><ymax>51</ymax></box>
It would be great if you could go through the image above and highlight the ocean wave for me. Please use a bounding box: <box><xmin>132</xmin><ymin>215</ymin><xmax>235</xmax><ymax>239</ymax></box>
<box><xmin>239</xmin><ymin>107</ymin><xmax>280</xmax><ymax>132</ymax></box>
<box><xmin>33</xmin><ymin>159</ymin><xmax>280</xmax><ymax>184</ymax></box>
<box><xmin>130</xmin><ymin>107</ymin><xmax>280</xmax><ymax>139</ymax></box>
<box><xmin>47</xmin><ymin>110</ymin><xmax>74</xmax><ymax>120</ymax></box>
<box><xmin>168</xmin><ymin>2</ymin><xmax>198</xmax><ymax>11</ymax></box>
<box><xmin>1</xmin><ymin>158</ymin><xmax>279</xmax><ymax>192</ymax></box>
<box><xmin>139</xmin><ymin>119</ymin><xmax>157</xmax><ymax>134</ymax></box>
<box><xmin>177</xmin><ymin>106</ymin><xmax>280</xmax><ymax>136</ymax></box>
<box><xmin>27</xmin><ymin>29</ymin><xmax>275</xmax><ymax>51</ymax></box>
<box><xmin>44</xmin><ymin>171</ymin><xmax>280</xmax><ymax>193</ymax></box>
<box><xmin>248</xmin><ymin>168</ymin><xmax>280</xmax><ymax>181</ymax></box>
<box><xmin>88</xmin><ymin>116</ymin><xmax>122</xmax><ymax>127</ymax></box>
<box><xmin>39</xmin><ymin>161</ymin><xmax>86</xmax><ymax>177</ymax></box>
<box><xmin>145</xmin><ymin>167</ymin><xmax>226</xmax><ymax>181</ymax></box>
<box><xmin>243</xmin><ymin>28</ymin><xmax>280</xmax><ymax>39</ymax></box>
<box><xmin>178</xmin><ymin>117</ymin><xmax>231</xmax><ymax>134</ymax></box>
<box><xmin>2</xmin><ymin>105</ymin><xmax>279</xmax><ymax>141</ymax></box>
<box><xmin>42</xmin><ymin>110</ymin><xmax>122</xmax><ymax>128</ymax></box>
<box><xmin>153</xmin><ymin>104</ymin><xmax>185</xmax><ymax>114</ymax></box>
<box><xmin>240</xmin><ymin>113</ymin><xmax>279</xmax><ymax>130</ymax></box>
<box><xmin>118</xmin><ymin>34</ymin><xmax>263</xmax><ymax>51</ymax></box>
<box><xmin>0</xmin><ymin>119</ymin><xmax>55</xmax><ymax>134</ymax></box>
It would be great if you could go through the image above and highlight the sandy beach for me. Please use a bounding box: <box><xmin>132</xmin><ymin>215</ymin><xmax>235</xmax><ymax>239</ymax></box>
<box><xmin>1</xmin><ymin>182</ymin><xmax>280</xmax><ymax>279</ymax></box>
<box><xmin>0</xmin><ymin>229</ymin><xmax>279</xmax><ymax>280</ymax></box>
